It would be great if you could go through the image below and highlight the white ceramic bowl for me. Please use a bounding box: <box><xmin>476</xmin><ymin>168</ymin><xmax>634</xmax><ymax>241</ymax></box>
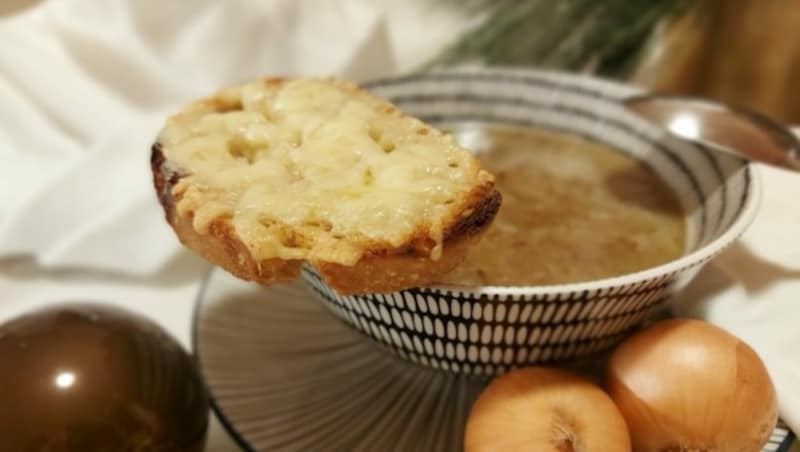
<box><xmin>302</xmin><ymin>68</ymin><xmax>761</xmax><ymax>376</ymax></box>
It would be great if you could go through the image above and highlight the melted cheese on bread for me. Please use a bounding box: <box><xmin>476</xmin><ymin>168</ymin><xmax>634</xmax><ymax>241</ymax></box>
<box><xmin>158</xmin><ymin>78</ymin><xmax>494</xmax><ymax>265</ymax></box>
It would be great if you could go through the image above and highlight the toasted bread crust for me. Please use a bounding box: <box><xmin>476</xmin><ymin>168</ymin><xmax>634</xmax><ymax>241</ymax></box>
<box><xmin>152</xmin><ymin>143</ymin><xmax>500</xmax><ymax>294</ymax></box>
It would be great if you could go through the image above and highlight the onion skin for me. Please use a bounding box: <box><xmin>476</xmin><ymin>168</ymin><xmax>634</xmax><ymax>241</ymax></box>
<box><xmin>465</xmin><ymin>367</ymin><xmax>631</xmax><ymax>452</ymax></box>
<box><xmin>606</xmin><ymin>319</ymin><xmax>777</xmax><ymax>452</ymax></box>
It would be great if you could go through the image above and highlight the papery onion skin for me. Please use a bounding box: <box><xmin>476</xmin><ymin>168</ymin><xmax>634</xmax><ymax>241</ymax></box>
<box><xmin>465</xmin><ymin>367</ymin><xmax>631</xmax><ymax>452</ymax></box>
<box><xmin>606</xmin><ymin>319</ymin><xmax>777</xmax><ymax>452</ymax></box>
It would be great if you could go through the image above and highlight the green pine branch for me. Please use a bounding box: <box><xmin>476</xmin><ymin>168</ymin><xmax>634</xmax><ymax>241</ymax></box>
<box><xmin>424</xmin><ymin>0</ymin><xmax>692</xmax><ymax>78</ymax></box>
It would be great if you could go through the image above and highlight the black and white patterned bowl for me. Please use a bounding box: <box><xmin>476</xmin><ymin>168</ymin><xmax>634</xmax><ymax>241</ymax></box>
<box><xmin>302</xmin><ymin>67</ymin><xmax>762</xmax><ymax>376</ymax></box>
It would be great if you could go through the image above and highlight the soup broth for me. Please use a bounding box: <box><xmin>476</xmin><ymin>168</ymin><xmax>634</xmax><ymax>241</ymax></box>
<box><xmin>440</xmin><ymin>126</ymin><xmax>686</xmax><ymax>286</ymax></box>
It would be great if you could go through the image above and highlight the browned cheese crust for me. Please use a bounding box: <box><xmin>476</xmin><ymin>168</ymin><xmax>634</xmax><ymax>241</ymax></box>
<box><xmin>151</xmin><ymin>79</ymin><xmax>501</xmax><ymax>294</ymax></box>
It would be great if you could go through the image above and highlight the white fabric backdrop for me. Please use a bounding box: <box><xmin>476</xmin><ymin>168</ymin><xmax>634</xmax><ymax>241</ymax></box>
<box><xmin>0</xmin><ymin>1</ymin><xmax>798</xmax><ymax>448</ymax></box>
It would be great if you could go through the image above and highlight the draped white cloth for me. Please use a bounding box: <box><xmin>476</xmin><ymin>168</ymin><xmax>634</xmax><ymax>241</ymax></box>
<box><xmin>1</xmin><ymin>0</ymin><xmax>798</xmax><ymax>444</ymax></box>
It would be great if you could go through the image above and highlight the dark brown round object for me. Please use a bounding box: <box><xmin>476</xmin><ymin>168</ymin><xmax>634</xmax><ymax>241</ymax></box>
<box><xmin>0</xmin><ymin>304</ymin><xmax>208</xmax><ymax>452</ymax></box>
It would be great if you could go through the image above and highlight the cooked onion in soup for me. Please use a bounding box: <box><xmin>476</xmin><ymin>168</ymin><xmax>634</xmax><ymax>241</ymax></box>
<box><xmin>440</xmin><ymin>126</ymin><xmax>686</xmax><ymax>286</ymax></box>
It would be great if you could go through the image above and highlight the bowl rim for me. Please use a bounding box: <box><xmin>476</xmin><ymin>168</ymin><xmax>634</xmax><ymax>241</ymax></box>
<box><xmin>426</xmin><ymin>165</ymin><xmax>762</xmax><ymax>296</ymax></box>
<box><xmin>365</xmin><ymin>67</ymin><xmax>764</xmax><ymax>297</ymax></box>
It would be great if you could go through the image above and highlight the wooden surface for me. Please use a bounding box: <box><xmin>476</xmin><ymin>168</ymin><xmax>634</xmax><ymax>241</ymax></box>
<box><xmin>0</xmin><ymin>0</ymin><xmax>39</xmax><ymax>16</ymax></box>
<box><xmin>633</xmin><ymin>0</ymin><xmax>800</xmax><ymax>124</ymax></box>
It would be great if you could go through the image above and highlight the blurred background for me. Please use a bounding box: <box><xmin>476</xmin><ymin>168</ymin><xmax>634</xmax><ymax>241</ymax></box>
<box><xmin>4</xmin><ymin>0</ymin><xmax>800</xmax><ymax>123</ymax></box>
<box><xmin>427</xmin><ymin>0</ymin><xmax>800</xmax><ymax>124</ymax></box>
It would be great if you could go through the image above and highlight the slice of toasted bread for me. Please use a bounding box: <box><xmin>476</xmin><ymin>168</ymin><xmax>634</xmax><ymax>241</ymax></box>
<box><xmin>151</xmin><ymin>77</ymin><xmax>500</xmax><ymax>294</ymax></box>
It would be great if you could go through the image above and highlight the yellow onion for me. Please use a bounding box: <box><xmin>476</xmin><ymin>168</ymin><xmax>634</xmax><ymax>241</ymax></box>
<box><xmin>465</xmin><ymin>366</ymin><xmax>631</xmax><ymax>452</ymax></box>
<box><xmin>606</xmin><ymin>319</ymin><xmax>777</xmax><ymax>452</ymax></box>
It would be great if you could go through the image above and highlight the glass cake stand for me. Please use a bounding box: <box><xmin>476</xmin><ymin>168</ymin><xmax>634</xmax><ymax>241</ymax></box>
<box><xmin>192</xmin><ymin>268</ymin><xmax>795</xmax><ymax>451</ymax></box>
